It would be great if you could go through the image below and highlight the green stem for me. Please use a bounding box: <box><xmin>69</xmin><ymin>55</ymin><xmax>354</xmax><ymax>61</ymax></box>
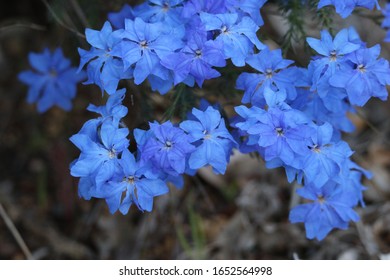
<box><xmin>161</xmin><ymin>84</ymin><xmax>186</xmax><ymax>122</ymax></box>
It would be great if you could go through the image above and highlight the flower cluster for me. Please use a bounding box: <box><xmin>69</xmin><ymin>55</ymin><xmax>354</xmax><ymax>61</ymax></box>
<box><xmin>78</xmin><ymin>0</ymin><xmax>266</xmax><ymax>94</ymax></box>
<box><xmin>233</xmin><ymin>27</ymin><xmax>389</xmax><ymax>240</ymax></box>
<box><xmin>70</xmin><ymin>92</ymin><xmax>237</xmax><ymax>213</ymax></box>
<box><xmin>71</xmin><ymin>1</ymin><xmax>390</xmax><ymax>240</ymax></box>
<box><xmin>18</xmin><ymin>0</ymin><xmax>390</xmax><ymax>241</ymax></box>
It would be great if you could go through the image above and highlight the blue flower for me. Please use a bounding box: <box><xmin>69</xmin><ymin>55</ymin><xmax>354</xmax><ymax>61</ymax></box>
<box><xmin>306</xmin><ymin>28</ymin><xmax>362</xmax><ymax>101</ymax></box>
<box><xmin>301</xmin><ymin>122</ymin><xmax>353</xmax><ymax>187</ymax></box>
<box><xmin>292</xmin><ymin>64</ymin><xmax>355</xmax><ymax>133</ymax></box>
<box><xmin>86</xmin><ymin>88</ymin><xmax>128</xmax><ymax>126</ymax></box>
<box><xmin>18</xmin><ymin>48</ymin><xmax>85</xmax><ymax>113</ymax></box>
<box><xmin>182</xmin><ymin>0</ymin><xmax>228</xmax><ymax>18</ymax></box>
<box><xmin>111</xmin><ymin>17</ymin><xmax>184</xmax><ymax>85</ymax></box>
<box><xmin>108</xmin><ymin>4</ymin><xmax>134</xmax><ymax>29</ymax></box>
<box><xmin>78</xmin><ymin>21</ymin><xmax>132</xmax><ymax>94</ymax></box>
<box><xmin>161</xmin><ymin>33</ymin><xmax>226</xmax><ymax>87</ymax></box>
<box><xmin>76</xmin><ymin>89</ymin><xmax>128</xmax><ymax>144</ymax></box>
<box><xmin>70</xmin><ymin>120</ymin><xmax>129</xmax><ymax>188</ymax></box>
<box><xmin>200</xmin><ymin>12</ymin><xmax>264</xmax><ymax>66</ymax></box>
<box><xmin>317</xmin><ymin>0</ymin><xmax>380</xmax><ymax>18</ymax></box>
<box><xmin>102</xmin><ymin>149</ymin><xmax>169</xmax><ymax>214</ymax></box>
<box><xmin>235</xmin><ymin>107</ymin><xmax>312</xmax><ymax>168</ymax></box>
<box><xmin>335</xmin><ymin>160</ymin><xmax>370</xmax><ymax>207</ymax></box>
<box><xmin>180</xmin><ymin>106</ymin><xmax>237</xmax><ymax>174</ymax></box>
<box><xmin>382</xmin><ymin>4</ymin><xmax>390</xmax><ymax>42</ymax></box>
<box><xmin>236</xmin><ymin>48</ymin><xmax>298</xmax><ymax>106</ymax></box>
<box><xmin>137</xmin><ymin>121</ymin><xmax>195</xmax><ymax>176</ymax></box>
<box><xmin>226</xmin><ymin>0</ymin><xmax>267</xmax><ymax>26</ymax></box>
<box><xmin>291</xmin><ymin>87</ymin><xmax>355</xmax><ymax>133</ymax></box>
<box><xmin>289</xmin><ymin>182</ymin><xmax>360</xmax><ymax>240</ymax></box>
<box><xmin>307</xmin><ymin>28</ymin><xmax>361</xmax><ymax>78</ymax></box>
<box><xmin>231</xmin><ymin>105</ymin><xmax>266</xmax><ymax>153</ymax></box>
<box><xmin>329</xmin><ymin>45</ymin><xmax>390</xmax><ymax>106</ymax></box>
<box><xmin>134</xmin><ymin>0</ymin><xmax>185</xmax><ymax>25</ymax></box>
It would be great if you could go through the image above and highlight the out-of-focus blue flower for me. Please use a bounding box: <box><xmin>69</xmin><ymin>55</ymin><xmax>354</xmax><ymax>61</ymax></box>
<box><xmin>108</xmin><ymin>4</ymin><xmax>134</xmax><ymax>29</ymax></box>
<box><xmin>226</xmin><ymin>0</ymin><xmax>267</xmax><ymax>26</ymax></box>
<box><xmin>102</xmin><ymin>149</ymin><xmax>169</xmax><ymax>214</ymax></box>
<box><xmin>78</xmin><ymin>21</ymin><xmax>132</xmax><ymax>94</ymax></box>
<box><xmin>19</xmin><ymin>48</ymin><xmax>85</xmax><ymax>113</ymax></box>
<box><xmin>291</xmin><ymin>86</ymin><xmax>355</xmax><ymax>133</ymax></box>
<box><xmin>134</xmin><ymin>0</ymin><xmax>185</xmax><ymax>25</ymax></box>
<box><xmin>382</xmin><ymin>4</ymin><xmax>390</xmax><ymax>42</ymax></box>
<box><xmin>317</xmin><ymin>0</ymin><xmax>379</xmax><ymax>18</ymax></box>
<box><xmin>289</xmin><ymin>182</ymin><xmax>360</xmax><ymax>240</ymax></box>
<box><xmin>182</xmin><ymin>0</ymin><xmax>228</xmax><ymax>18</ymax></box>
<box><xmin>200</xmin><ymin>12</ymin><xmax>264</xmax><ymax>66</ymax></box>
<box><xmin>236</xmin><ymin>48</ymin><xmax>298</xmax><ymax>106</ymax></box>
<box><xmin>180</xmin><ymin>106</ymin><xmax>237</xmax><ymax>174</ymax></box>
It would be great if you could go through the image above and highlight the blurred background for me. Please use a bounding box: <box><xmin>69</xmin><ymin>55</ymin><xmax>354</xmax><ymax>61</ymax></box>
<box><xmin>0</xmin><ymin>0</ymin><xmax>390</xmax><ymax>259</ymax></box>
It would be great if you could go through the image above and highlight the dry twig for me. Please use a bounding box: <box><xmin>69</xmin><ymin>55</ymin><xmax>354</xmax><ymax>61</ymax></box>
<box><xmin>0</xmin><ymin>202</ymin><xmax>33</xmax><ymax>259</ymax></box>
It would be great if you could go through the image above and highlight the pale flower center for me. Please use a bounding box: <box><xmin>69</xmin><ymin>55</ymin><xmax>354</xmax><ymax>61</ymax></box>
<box><xmin>265</xmin><ymin>69</ymin><xmax>273</xmax><ymax>79</ymax></box>
<box><xmin>275</xmin><ymin>127</ymin><xmax>284</xmax><ymax>136</ymax></box>
<box><xmin>329</xmin><ymin>50</ymin><xmax>337</xmax><ymax>61</ymax></box>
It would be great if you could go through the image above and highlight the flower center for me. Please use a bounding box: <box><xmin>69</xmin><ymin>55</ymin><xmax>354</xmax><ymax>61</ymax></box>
<box><xmin>195</xmin><ymin>49</ymin><xmax>202</xmax><ymax>58</ymax></box>
<box><xmin>108</xmin><ymin>149</ymin><xmax>116</xmax><ymax>159</ymax></box>
<box><xmin>165</xmin><ymin>140</ymin><xmax>173</xmax><ymax>149</ymax></box>
<box><xmin>49</xmin><ymin>69</ymin><xmax>57</xmax><ymax>77</ymax></box>
<box><xmin>265</xmin><ymin>68</ymin><xmax>273</xmax><ymax>78</ymax></box>
<box><xmin>329</xmin><ymin>50</ymin><xmax>337</xmax><ymax>61</ymax></box>
<box><xmin>140</xmin><ymin>40</ymin><xmax>148</xmax><ymax>48</ymax></box>
<box><xmin>162</xmin><ymin>2</ymin><xmax>169</xmax><ymax>11</ymax></box>
<box><xmin>357</xmin><ymin>64</ymin><xmax>366</xmax><ymax>73</ymax></box>
<box><xmin>318</xmin><ymin>195</ymin><xmax>326</xmax><ymax>204</ymax></box>
<box><xmin>310</xmin><ymin>144</ymin><xmax>321</xmax><ymax>153</ymax></box>
<box><xmin>275</xmin><ymin>127</ymin><xmax>284</xmax><ymax>136</ymax></box>
<box><xmin>126</xmin><ymin>176</ymin><xmax>135</xmax><ymax>185</ymax></box>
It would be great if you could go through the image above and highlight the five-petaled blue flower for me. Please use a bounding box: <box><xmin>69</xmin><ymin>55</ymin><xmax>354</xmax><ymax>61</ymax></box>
<box><xmin>103</xmin><ymin>149</ymin><xmax>169</xmax><ymax>214</ymax></box>
<box><xmin>70</xmin><ymin>120</ymin><xmax>130</xmax><ymax>189</ymax></box>
<box><xmin>180</xmin><ymin>106</ymin><xmax>237</xmax><ymax>174</ymax></box>
<box><xmin>161</xmin><ymin>31</ymin><xmax>226</xmax><ymax>87</ymax></box>
<box><xmin>112</xmin><ymin>17</ymin><xmax>184</xmax><ymax>85</ymax></box>
<box><xmin>317</xmin><ymin>0</ymin><xmax>379</xmax><ymax>18</ymax></box>
<box><xmin>329</xmin><ymin>45</ymin><xmax>390</xmax><ymax>106</ymax></box>
<box><xmin>289</xmin><ymin>182</ymin><xmax>360</xmax><ymax>240</ymax></box>
<box><xmin>19</xmin><ymin>48</ymin><xmax>86</xmax><ymax>113</ymax></box>
<box><xmin>78</xmin><ymin>21</ymin><xmax>132</xmax><ymax>94</ymax></box>
<box><xmin>236</xmin><ymin>47</ymin><xmax>299</xmax><ymax>106</ymax></box>
<box><xmin>138</xmin><ymin>121</ymin><xmax>195</xmax><ymax>176</ymax></box>
<box><xmin>200</xmin><ymin>12</ymin><xmax>264</xmax><ymax>66</ymax></box>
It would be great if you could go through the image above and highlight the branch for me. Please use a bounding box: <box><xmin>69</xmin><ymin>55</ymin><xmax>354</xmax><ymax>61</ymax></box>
<box><xmin>0</xmin><ymin>202</ymin><xmax>33</xmax><ymax>260</ymax></box>
<box><xmin>41</xmin><ymin>0</ymin><xmax>85</xmax><ymax>39</ymax></box>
